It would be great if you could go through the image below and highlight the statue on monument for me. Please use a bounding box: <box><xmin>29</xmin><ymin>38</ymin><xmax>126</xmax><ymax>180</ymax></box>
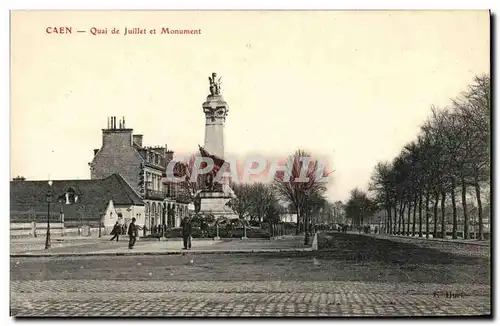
<box><xmin>208</xmin><ymin>72</ymin><xmax>222</xmax><ymax>96</ymax></box>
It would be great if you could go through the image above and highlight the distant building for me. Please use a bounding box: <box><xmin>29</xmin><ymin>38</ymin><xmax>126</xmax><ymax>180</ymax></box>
<box><xmin>280</xmin><ymin>213</ymin><xmax>298</xmax><ymax>224</ymax></box>
<box><xmin>88</xmin><ymin>116</ymin><xmax>188</xmax><ymax>229</ymax></box>
<box><xmin>279</xmin><ymin>204</ymin><xmax>298</xmax><ymax>223</ymax></box>
<box><xmin>10</xmin><ymin>174</ymin><xmax>144</xmax><ymax>234</ymax></box>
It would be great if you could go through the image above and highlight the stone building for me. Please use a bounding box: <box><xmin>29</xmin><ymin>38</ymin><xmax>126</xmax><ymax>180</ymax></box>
<box><xmin>10</xmin><ymin>173</ymin><xmax>144</xmax><ymax>235</ymax></box>
<box><xmin>88</xmin><ymin>117</ymin><xmax>188</xmax><ymax>229</ymax></box>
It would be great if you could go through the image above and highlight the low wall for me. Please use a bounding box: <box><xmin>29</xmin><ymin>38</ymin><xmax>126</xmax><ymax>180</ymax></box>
<box><xmin>10</xmin><ymin>222</ymin><xmax>112</xmax><ymax>238</ymax></box>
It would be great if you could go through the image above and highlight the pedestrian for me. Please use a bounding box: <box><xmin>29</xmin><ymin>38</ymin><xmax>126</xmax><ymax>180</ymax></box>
<box><xmin>200</xmin><ymin>219</ymin><xmax>207</xmax><ymax>238</ymax></box>
<box><xmin>181</xmin><ymin>215</ymin><xmax>192</xmax><ymax>250</ymax></box>
<box><xmin>128</xmin><ymin>218</ymin><xmax>138</xmax><ymax>249</ymax></box>
<box><xmin>110</xmin><ymin>221</ymin><xmax>120</xmax><ymax>242</ymax></box>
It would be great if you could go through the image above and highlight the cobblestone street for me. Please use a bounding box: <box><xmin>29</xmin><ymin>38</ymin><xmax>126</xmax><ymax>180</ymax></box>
<box><xmin>11</xmin><ymin>280</ymin><xmax>490</xmax><ymax>317</ymax></box>
<box><xmin>10</xmin><ymin>233</ymin><xmax>491</xmax><ymax>317</ymax></box>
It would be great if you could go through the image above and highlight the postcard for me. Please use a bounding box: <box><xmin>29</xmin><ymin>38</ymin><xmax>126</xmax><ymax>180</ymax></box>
<box><xmin>10</xmin><ymin>10</ymin><xmax>491</xmax><ymax>317</ymax></box>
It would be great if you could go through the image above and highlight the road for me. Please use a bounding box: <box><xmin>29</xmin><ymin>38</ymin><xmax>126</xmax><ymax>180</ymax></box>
<box><xmin>10</xmin><ymin>233</ymin><xmax>491</xmax><ymax>317</ymax></box>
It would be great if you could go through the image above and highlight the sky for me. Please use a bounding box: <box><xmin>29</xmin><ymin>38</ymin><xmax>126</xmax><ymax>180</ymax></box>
<box><xmin>10</xmin><ymin>10</ymin><xmax>490</xmax><ymax>202</ymax></box>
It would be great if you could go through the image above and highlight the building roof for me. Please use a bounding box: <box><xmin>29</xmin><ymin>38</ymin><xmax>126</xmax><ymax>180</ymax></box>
<box><xmin>133</xmin><ymin>145</ymin><xmax>166</xmax><ymax>171</ymax></box>
<box><xmin>10</xmin><ymin>173</ymin><xmax>143</xmax><ymax>221</ymax></box>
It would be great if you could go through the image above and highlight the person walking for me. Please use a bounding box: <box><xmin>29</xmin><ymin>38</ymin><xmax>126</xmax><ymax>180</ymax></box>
<box><xmin>181</xmin><ymin>215</ymin><xmax>192</xmax><ymax>250</ymax></box>
<box><xmin>128</xmin><ymin>218</ymin><xmax>138</xmax><ymax>249</ymax></box>
<box><xmin>110</xmin><ymin>221</ymin><xmax>121</xmax><ymax>241</ymax></box>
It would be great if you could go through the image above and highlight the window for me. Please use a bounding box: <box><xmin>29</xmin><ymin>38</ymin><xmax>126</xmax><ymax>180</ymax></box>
<box><xmin>146</xmin><ymin>172</ymin><xmax>152</xmax><ymax>190</ymax></box>
<box><xmin>65</xmin><ymin>188</ymin><xmax>77</xmax><ymax>204</ymax></box>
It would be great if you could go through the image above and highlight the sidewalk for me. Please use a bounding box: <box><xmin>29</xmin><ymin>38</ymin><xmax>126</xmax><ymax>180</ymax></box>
<box><xmin>10</xmin><ymin>236</ymin><xmax>313</xmax><ymax>257</ymax></box>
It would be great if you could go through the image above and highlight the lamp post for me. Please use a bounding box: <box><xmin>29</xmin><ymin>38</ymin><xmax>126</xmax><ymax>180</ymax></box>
<box><xmin>215</xmin><ymin>217</ymin><xmax>220</xmax><ymax>240</ymax></box>
<box><xmin>98</xmin><ymin>217</ymin><xmax>102</xmax><ymax>238</ymax></box>
<box><xmin>60</xmin><ymin>204</ymin><xmax>65</xmax><ymax>237</ymax></box>
<box><xmin>45</xmin><ymin>180</ymin><xmax>53</xmax><ymax>250</ymax></box>
<box><xmin>242</xmin><ymin>218</ymin><xmax>248</xmax><ymax>240</ymax></box>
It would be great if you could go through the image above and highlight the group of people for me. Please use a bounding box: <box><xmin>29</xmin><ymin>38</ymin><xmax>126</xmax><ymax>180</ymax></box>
<box><xmin>109</xmin><ymin>215</ymin><xmax>194</xmax><ymax>250</ymax></box>
<box><xmin>110</xmin><ymin>219</ymin><xmax>141</xmax><ymax>249</ymax></box>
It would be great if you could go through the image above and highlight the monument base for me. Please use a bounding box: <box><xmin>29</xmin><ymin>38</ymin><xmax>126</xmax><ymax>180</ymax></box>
<box><xmin>197</xmin><ymin>191</ymin><xmax>238</xmax><ymax>219</ymax></box>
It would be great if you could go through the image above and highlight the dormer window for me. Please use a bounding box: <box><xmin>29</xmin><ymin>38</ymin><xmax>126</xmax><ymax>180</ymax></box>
<box><xmin>65</xmin><ymin>188</ymin><xmax>78</xmax><ymax>204</ymax></box>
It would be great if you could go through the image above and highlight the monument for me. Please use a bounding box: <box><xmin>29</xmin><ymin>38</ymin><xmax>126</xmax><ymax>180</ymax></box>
<box><xmin>195</xmin><ymin>73</ymin><xmax>236</xmax><ymax>218</ymax></box>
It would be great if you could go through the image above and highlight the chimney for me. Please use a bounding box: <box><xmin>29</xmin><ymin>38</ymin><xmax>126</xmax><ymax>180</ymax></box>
<box><xmin>113</xmin><ymin>116</ymin><xmax>116</xmax><ymax>129</ymax></box>
<box><xmin>107</xmin><ymin>117</ymin><xmax>110</xmax><ymax>129</ymax></box>
<box><xmin>123</xmin><ymin>116</ymin><xmax>126</xmax><ymax>128</ymax></box>
<box><xmin>133</xmin><ymin>134</ymin><xmax>143</xmax><ymax>147</ymax></box>
<box><xmin>93</xmin><ymin>149</ymin><xmax>99</xmax><ymax>156</ymax></box>
<box><xmin>165</xmin><ymin>147</ymin><xmax>174</xmax><ymax>162</ymax></box>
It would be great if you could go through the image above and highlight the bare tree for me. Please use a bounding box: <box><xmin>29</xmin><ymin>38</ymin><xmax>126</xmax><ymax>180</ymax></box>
<box><xmin>273</xmin><ymin>149</ymin><xmax>329</xmax><ymax>245</ymax></box>
<box><xmin>368</xmin><ymin>75</ymin><xmax>490</xmax><ymax>241</ymax></box>
<box><xmin>228</xmin><ymin>183</ymin><xmax>254</xmax><ymax>220</ymax></box>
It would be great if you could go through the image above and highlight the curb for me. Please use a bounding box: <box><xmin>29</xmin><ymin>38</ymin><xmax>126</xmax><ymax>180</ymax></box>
<box><xmin>366</xmin><ymin>234</ymin><xmax>490</xmax><ymax>247</ymax></box>
<box><xmin>10</xmin><ymin>248</ymin><xmax>313</xmax><ymax>258</ymax></box>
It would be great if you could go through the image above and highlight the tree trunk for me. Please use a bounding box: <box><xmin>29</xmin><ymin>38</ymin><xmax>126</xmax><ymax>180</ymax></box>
<box><xmin>387</xmin><ymin>206</ymin><xmax>390</xmax><ymax>234</ymax></box>
<box><xmin>425</xmin><ymin>192</ymin><xmax>430</xmax><ymax>238</ymax></box>
<box><xmin>433</xmin><ymin>192</ymin><xmax>439</xmax><ymax>238</ymax></box>
<box><xmin>412</xmin><ymin>197</ymin><xmax>417</xmax><ymax>236</ymax></box>
<box><xmin>441</xmin><ymin>191</ymin><xmax>446</xmax><ymax>239</ymax></box>
<box><xmin>295</xmin><ymin>206</ymin><xmax>301</xmax><ymax>235</ymax></box>
<box><xmin>474</xmin><ymin>180</ymin><xmax>484</xmax><ymax>241</ymax></box>
<box><xmin>406</xmin><ymin>201</ymin><xmax>411</xmax><ymax>236</ymax></box>
<box><xmin>461</xmin><ymin>177</ymin><xmax>469</xmax><ymax>240</ymax></box>
<box><xmin>418</xmin><ymin>192</ymin><xmax>423</xmax><ymax>237</ymax></box>
<box><xmin>304</xmin><ymin>213</ymin><xmax>309</xmax><ymax>245</ymax></box>
<box><xmin>401</xmin><ymin>202</ymin><xmax>406</xmax><ymax>236</ymax></box>
<box><xmin>397</xmin><ymin>202</ymin><xmax>402</xmax><ymax>234</ymax></box>
<box><xmin>451</xmin><ymin>178</ymin><xmax>458</xmax><ymax>239</ymax></box>
<box><xmin>393</xmin><ymin>205</ymin><xmax>398</xmax><ymax>235</ymax></box>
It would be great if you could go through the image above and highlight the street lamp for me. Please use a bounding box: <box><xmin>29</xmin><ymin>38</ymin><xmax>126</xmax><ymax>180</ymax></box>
<box><xmin>45</xmin><ymin>180</ymin><xmax>53</xmax><ymax>249</ymax></box>
<box><xmin>60</xmin><ymin>204</ymin><xmax>65</xmax><ymax>237</ymax></box>
<box><xmin>98</xmin><ymin>213</ymin><xmax>102</xmax><ymax>238</ymax></box>
<box><xmin>242</xmin><ymin>218</ymin><xmax>248</xmax><ymax>240</ymax></box>
<box><xmin>215</xmin><ymin>217</ymin><xmax>221</xmax><ymax>240</ymax></box>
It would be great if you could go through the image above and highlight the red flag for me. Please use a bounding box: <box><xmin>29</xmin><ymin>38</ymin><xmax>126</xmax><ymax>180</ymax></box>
<box><xmin>198</xmin><ymin>145</ymin><xmax>225</xmax><ymax>175</ymax></box>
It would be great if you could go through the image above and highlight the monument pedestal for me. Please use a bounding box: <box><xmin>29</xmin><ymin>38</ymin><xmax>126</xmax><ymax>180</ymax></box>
<box><xmin>197</xmin><ymin>191</ymin><xmax>237</xmax><ymax>219</ymax></box>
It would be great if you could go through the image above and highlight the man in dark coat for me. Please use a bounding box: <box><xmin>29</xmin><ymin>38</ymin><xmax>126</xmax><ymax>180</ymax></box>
<box><xmin>110</xmin><ymin>221</ymin><xmax>120</xmax><ymax>241</ymax></box>
<box><xmin>128</xmin><ymin>218</ymin><xmax>138</xmax><ymax>249</ymax></box>
<box><xmin>180</xmin><ymin>216</ymin><xmax>192</xmax><ymax>250</ymax></box>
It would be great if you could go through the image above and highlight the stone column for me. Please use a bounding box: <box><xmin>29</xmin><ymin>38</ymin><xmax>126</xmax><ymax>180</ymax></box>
<box><xmin>202</xmin><ymin>94</ymin><xmax>228</xmax><ymax>160</ymax></box>
<box><xmin>31</xmin><ymin>221</ymin><xmax>36</xmax><ymax>238</ymax></box>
